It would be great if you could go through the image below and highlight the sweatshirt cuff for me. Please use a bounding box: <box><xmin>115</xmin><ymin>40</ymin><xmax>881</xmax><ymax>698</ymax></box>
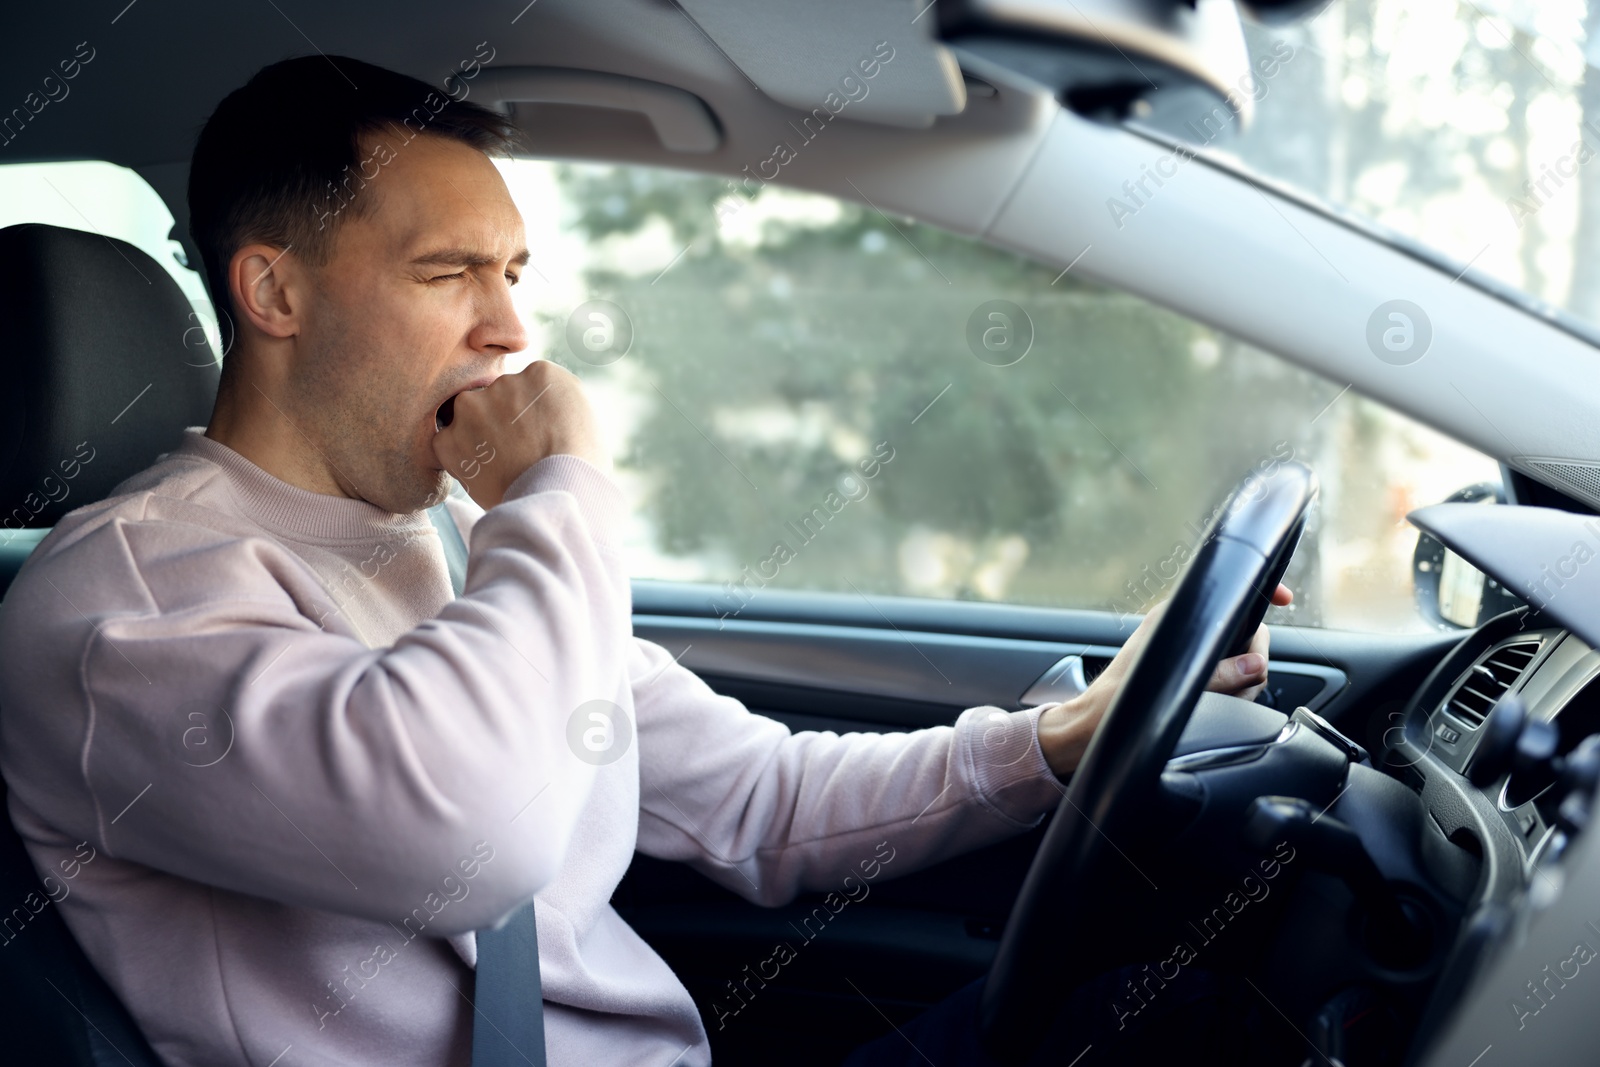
<box><xmin>957</xmin><ymin>705</ymin><xmax>1063</xmax><ymax>827</ymax></box>
<box><xmin>504</xmin><ymin>454</ymin><xmax>627</xmax><ymax>549</ymax></box>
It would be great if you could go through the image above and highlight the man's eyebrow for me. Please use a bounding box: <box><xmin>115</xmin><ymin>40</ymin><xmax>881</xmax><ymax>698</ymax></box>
<box><xmin>410</xmin><ymin>247</ymin><xmax>532</xmax><ymax>269</ymax></box>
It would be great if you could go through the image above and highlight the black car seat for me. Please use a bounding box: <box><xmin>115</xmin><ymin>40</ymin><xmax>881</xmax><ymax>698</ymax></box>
<box><xmin>0</xmin><ymin>222</ymin><xmax>220</xmax><ymax>1065</ymax></box>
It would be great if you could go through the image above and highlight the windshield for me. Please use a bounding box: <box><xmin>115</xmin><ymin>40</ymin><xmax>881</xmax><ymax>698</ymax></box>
<box><xmin>1220</xmin><ymin>1</ymin><xmax>1600</xmax><ymax>334</ymax></box>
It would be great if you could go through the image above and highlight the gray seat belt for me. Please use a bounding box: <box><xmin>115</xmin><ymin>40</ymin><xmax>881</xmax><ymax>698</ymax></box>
<box><xmin>427</xmin><ymin>501</ymin><xmax>548</xmax><ymax>1067</ymax></box>
<box><xmin>428</xmin><ymin>500</ymin><xmax>470</xmax><ymax>597</ymax></box>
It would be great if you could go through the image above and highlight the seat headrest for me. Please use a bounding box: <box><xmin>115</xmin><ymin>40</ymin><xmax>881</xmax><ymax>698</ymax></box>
<box><xmin>0</xmin><ymin>223</ymin><xmax>219</xmax><ymax>530</ymax></box>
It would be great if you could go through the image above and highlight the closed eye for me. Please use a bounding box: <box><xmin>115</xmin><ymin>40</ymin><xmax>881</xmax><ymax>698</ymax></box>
<box><xmin>430</xmin><ymin>271</ymin><xmax>467</xmax><ymax>283</ymax></box>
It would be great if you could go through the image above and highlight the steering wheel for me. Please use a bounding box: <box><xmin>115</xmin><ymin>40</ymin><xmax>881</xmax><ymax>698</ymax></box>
<box><xmin>978</xmin><ymin>461</ymin><xmax>1317</xmax><ymax>1063</ymax></box>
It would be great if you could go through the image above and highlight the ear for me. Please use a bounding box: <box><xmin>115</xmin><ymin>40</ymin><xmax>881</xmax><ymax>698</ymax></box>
<box><xmin>228</xmin><ymin>243</ymin><xmax>304</xmax><ymax>339</ymax></box>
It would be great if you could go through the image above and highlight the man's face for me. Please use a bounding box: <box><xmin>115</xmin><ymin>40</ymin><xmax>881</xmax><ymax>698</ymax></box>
<box><xmin>289</xmin><ymin>133</ymin><xmax>529</xmax><ymax>514</ymax></box>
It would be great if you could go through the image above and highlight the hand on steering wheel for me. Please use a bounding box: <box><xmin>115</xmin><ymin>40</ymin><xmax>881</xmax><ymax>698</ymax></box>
<box><xmin>1037</xmin><ymin>584</ymin><xmax>1293</xmax><ymax>778</ymax></box>
<box><xmin>981</xmin><ymin>463</ymin><xmax>1317</xmax><ymax>1065</ymax></box>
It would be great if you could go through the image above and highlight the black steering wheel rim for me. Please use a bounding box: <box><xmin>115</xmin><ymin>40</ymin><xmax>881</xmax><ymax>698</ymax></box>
<box><xmin>978</xmin><ymin>462</ymin><xmax>1318</xmax><ymax>1064</ymax></box>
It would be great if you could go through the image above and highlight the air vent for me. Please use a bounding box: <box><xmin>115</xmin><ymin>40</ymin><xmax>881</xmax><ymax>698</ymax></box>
<box><xmin>1446</xmin><ymin>639</ymin><xmax>1543</xmax><ymax>727</ymax></box>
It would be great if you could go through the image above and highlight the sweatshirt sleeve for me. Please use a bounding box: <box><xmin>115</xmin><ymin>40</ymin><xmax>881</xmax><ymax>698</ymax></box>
<box><xmin>630</xmin><ymin>636</ymin><xmax>1065</xmax><ymax>905</ymax></box>
<box><xmin>0</xmin><ymin>455</ymin><xmax>632</xmax><ymax>937</ymax></box>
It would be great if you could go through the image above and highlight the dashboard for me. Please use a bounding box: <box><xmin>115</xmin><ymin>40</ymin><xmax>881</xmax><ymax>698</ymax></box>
<box><xmin>1405</xmin><ymin>500</ymin><xmax>1600</xmax><ymax>862</ymax></box>
<box><xmin>1419</xmin><ymin>624</ymin><xmax>1600</xmax><ymax>867</ymax></box>
<box><xmin>1401</xmin><ymin>501</ymin><xmax>1600</xmax><ymax>1065</ymax></box>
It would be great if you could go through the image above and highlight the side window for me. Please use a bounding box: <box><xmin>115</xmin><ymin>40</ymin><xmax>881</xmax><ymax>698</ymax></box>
<box><xmin>0</xmin><ymin>160</ymin><xmax>218</xmax><ymax>355</ymax></box>
<box><xmin>500</xmin><ymin>160</ymin><xmax>1500</xmax><ymax>633</ymax></box>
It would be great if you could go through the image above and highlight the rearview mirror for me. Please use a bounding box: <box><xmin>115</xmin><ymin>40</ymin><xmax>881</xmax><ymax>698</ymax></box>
<box><xmin>1412</xmin><ymin>482</ymin><xmax>1524</xmax><ymax>628</ymax></box>
<box><xmin>938</xmin><ymin>0</ymin><xmax>1330</xmax><ymax>142</ymax></box>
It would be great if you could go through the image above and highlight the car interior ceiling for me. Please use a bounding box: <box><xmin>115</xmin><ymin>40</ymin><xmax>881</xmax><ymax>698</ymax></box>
<box><xmin>11</xmin><ymin>4</ymin><xmax>1600</xmax><ymax>1067</ymax></box>
<box><xmin>3</xmin><ymin>0</ymin><xmax>1053</xmax><ymax>277</ymax></box>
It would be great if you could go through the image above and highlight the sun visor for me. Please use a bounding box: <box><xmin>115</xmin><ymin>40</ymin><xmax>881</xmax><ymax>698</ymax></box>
<box><xmin>676</xmin><ymin>0</ymin><xmax>968</xmax><ymax>129</ymax></box>
<box><xmin>470</xmin><ymin>67</ymin><xmax>723</xmax><ymax>152</ymax></box>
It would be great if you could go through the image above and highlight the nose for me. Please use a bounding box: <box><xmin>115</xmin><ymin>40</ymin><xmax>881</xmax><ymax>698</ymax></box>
<box><xmin>468</xmin><ymin>273</ymin><xmax>528</xmax><ymax>356</ymax></box>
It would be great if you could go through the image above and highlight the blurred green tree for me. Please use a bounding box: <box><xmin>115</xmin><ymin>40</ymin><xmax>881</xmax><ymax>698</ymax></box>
<box><xmin>548</xmin><ymin>165</ymin><xmax>1336</xmax><ymax>621</ymax></box>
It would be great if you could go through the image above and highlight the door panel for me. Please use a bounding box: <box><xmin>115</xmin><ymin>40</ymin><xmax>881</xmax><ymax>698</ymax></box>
<box><xmin>619</xmin><ymin>580</ymin><xmax>1461</xmax><ymax>1065</ymax></box>
<box><xmin>633</xmin><ymin>614</ymin><xmax>1076</xmax><ymax>719</ymax></box>
<box><xmin>632</xmin><ymin>580</ymin><xmax>1455</xmax><ymax>736</ymax></box>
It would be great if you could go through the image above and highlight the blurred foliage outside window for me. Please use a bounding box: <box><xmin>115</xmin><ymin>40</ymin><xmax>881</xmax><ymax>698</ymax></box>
<box><xmin>1233</xmin><ymin>0</ymin><xmax>1600</xmax><ymax>331</ymax></box>
<box><xmin>498</xmin><ymin>160</ymin><xmax>1498</xmax><ymax>634</ymax></box>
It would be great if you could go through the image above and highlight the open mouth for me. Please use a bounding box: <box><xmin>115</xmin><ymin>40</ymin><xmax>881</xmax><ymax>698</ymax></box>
<box><xmin>434</xmin><ymin>377</ymin><xmax>499</xmax><ymax>432</ymax></box>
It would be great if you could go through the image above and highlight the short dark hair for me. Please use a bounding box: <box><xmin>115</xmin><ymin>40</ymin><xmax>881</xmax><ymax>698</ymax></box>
<box><xmin>188</xmin><ymin>55</ymin><xmax>518</xmax><ymax>322</ymax></box>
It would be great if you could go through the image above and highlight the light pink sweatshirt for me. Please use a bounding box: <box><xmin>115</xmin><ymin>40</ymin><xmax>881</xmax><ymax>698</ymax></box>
<box><xmin>0</xmin><ymin>429</ymin><xmax>1064</xmax><ymax>1067</ymax></box>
